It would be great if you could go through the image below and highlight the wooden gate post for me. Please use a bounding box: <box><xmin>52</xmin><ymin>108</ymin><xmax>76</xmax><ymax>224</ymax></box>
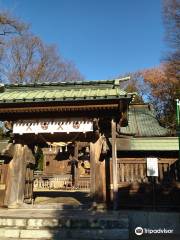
<box><xmin>4</xmin><ymin>144</ymin><xmax>35</xmax><ymax>207</ymax></box>
<box><xmin>90</xmin><ymin>142</ymin><xmax>96</xmax><ymax>198</ymax></box>
<box><xmin>4</xmin><ymin>144</ymin><xmax>26</xmax><ymax>207</ymax></box>
<box><xmin>111</xmin><ymin>119</ymin><xmax>118</xmax><ymax>210</ymax></box>
<box><xmin>74</xmin><ymin>142</ymin><xmax>79</xmax><ymax>188</ymax></box>
<box><xmin>90</xmin><ymin>136</ymin><xmax>106</xmax><ymax>203</ymax></box>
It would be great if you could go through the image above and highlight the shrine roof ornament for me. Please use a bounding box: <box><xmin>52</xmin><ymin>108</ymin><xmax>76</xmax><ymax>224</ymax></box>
<box><xmin>0</xmin><ymin>79</ymin><xmax>134</xmax><ymax>104</ymax></box>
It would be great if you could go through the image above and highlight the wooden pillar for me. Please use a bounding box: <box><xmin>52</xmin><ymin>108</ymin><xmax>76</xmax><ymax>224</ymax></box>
<box><xmin>74</xmin><ymin>142</ymin><xmax>79</xmax><ymax>187</ymax></box>
<box><xmin>90</xmin><ymin>142</ymin><xmax>96</xmax><ymax>197</ymax></box>
<box><xmin>4</xmin><ymin>144</ymin><xmax>35</xmax><ymax>207</ymax></box>
<box><xmin>4</xmin><ymin>144</ymin><xmax>26</xmax><ymax>207</ymax></box>
<box><xmin>111</xmin><ymin>119</ymin><xmax>118</xmax><ymax>210</ymax></box>
<box><xmin>90</xmin><ymin>136</ymin><xmax>106</xmax><ymax>203</ymax></box>
<box><xmin>99</xmin><ymin>160</ymin><xmax>106</xmax><ymax>201</ymax></box>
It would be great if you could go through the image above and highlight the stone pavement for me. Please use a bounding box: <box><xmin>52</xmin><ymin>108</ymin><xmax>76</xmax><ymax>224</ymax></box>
<box><xmin>0</xmin><ymin>207</ymin><xmax>180</xmax><ymax>239</ymax></box>
<box><xmin>0</xmin><ymin>207</ymin><xmax>129</xmax><ymax>240</ymax></box>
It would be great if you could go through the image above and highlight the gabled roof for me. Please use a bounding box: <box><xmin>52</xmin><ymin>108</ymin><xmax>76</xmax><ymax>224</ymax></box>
<box><xmin>120</xmin><ymin>104</ymin><xmax>170</xmax><ymax>137</ymax></box>
<box><xmin>0</xmin><ymin>79</ymin><xmax>132</xmax><ymax>104</ymax></box>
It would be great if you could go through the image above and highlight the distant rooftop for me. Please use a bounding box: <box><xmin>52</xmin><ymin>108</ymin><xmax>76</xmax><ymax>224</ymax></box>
<box><xmin>120</xmin><ymin>104</ymin><xmax>170</xmax><ymax>137</ymax></box>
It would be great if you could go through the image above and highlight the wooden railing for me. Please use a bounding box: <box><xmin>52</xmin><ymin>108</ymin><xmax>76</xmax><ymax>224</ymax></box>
<box><xmin>33</xmin><ymin>174</ymin><xmax>90</xmax><ymax>191</ymax></box>
<box><xmin>77</xmin><ymin>177</ymin><xmax>90</xmax><ymax>190</ymax></box>
<box><xmin>116</xmin><ymin>158</ymin><xmax>180</xmax><ymax>209</ymax></box>
<box><xmin>117</xmin><ymin>158</ymin><xmax>178</xmax><ymax>185</ymax></box>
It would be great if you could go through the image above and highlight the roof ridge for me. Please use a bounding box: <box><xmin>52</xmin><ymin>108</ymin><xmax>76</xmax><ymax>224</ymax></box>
<box><xmin>4</xmin><ymin>79</ymin><xmax>114</xmax><ymax>88</ymax></box>
<box><xmin>3</xmin><ymin>77</ymin><xmax>130</xmax><ymax>88</ymax></box>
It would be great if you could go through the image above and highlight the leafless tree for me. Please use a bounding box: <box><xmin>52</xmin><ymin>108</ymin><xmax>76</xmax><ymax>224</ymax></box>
<box><xmin>163</xmin><ymin>0</ymin><xmax>180</xmax><ymax>81</ymax></box>
<box><xmin>1</xmin><ymin>34</ymin><xmax>84</xmax><ymax>83</ymax></box>
<box><xmin>0</xmin><ymin>12</ymin><xmax>27</xmax><ymax>42</ymax></box>
<box><xmin>163</xmin><ymin>0</ymin><xmax>180</xmax><ymax>50</ymax></box>
<box><xmin>0</xmin><ymin>11</ymin><xmax>27</xmax><ymax>73</ymax></box>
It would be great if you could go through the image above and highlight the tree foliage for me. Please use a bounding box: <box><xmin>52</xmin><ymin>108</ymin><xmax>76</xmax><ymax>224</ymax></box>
<box><xmin>0</xmin><ymin>12</ymin><xmax>27</xmax><ymax>40</ymax></box>
<box><xmin>1</xmin><ymin>34</ymin><xmax>83</xmax><ymax>83</ymax></box>
<box><xmin>0</xmin><ymin>12</ymin><xmax>83</xmax><ymax>83</ymax></box>
<box><xmin>120</xmin><ymin>63</ymin><xmax>178</xmax><ymax>130</ymax></box>
<box><xmin>34</xmin><ymin>146</ymin><xmax>44</xmax><ymax>171</ymax></box>
<box><xmin>140</xmin><ymin>0</ymin><xmax>180</xmax><ymax>128</ymax></box>
<box><xmin>120</xmin><ymin>1</ymin><xmax>179</xmax><ymax>130</ymax></box>
<box><xmin>163</xmin><ymin>0</ymin><xmax>180</xmax><ymax>51</ymax></box>
<box><xmin>140</xmin><ymin>65</ymin><xmax>178</xmax><ymax>128</ymax></box>
<box><xmin>0</xmin><ymin>12</ymin><xmax>27</xmax><ymax>62</ymax></box>
<box><xmin>162</xmin><ymin>0</ymin><xmax>180</xmax><ymax>96</ymax></box>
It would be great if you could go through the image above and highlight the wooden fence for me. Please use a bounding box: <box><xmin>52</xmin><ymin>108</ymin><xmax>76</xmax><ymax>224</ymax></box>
<box><xmin>115</xmin><ymin>158</ymin><xmax>180</xmax><ymax>209</ymax></box>
<box><xmin>117</xmin><ymin>158</ymin><xmax>178</xmax><ymax>184</ymax></box>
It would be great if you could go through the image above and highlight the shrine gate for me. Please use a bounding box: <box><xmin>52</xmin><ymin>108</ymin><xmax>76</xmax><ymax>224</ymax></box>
<box><xmin>0</xmin><ymin>79</ymin><xmax>133</xmax><ymax>208</ymax></box>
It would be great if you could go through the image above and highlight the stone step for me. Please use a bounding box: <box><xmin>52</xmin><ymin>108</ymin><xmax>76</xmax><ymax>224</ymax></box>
<box><xmin>0</xmin><ymin>209</ymin><xmax>129</xmax><ymax>239</ymax></box>
<box><xmin>0</xmin><ymin>228</ymin><xmax>129</xmax><ymax>239</ymax></box>
<box><xmin>0</xmin><ymin>216</ymin><xmax>128</xmax><ymax>229</ymax></box>
<box><xmin>16</xmin><ymin>203</ymin><xmax>88</xmax><ymax>210</ymax></box>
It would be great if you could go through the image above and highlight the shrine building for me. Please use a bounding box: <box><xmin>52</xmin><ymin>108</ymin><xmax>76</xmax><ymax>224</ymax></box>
<box><xmin>0</xmin><ymin>79</ymin><xmax>179</xmax><ymax>209</ymax></box>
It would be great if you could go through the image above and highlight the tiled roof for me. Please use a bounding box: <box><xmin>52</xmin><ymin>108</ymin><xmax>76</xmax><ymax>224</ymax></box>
<box><xmin>120</xmin><ymin>104</ymin><xmax>170</xmax><ymax>137</ymax></box>
<box><xmin>0</xmin><ymin>80</ymin><xmax>132</xmax><ymax>104</ymax></box>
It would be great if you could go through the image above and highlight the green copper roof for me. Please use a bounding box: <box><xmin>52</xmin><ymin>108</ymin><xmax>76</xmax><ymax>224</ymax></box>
<box><xmin>120</xmin><ymin>104</ymin><xmax>169</xmax><ymax>137</ymax></box>
<box><xmin>0</xmin><ymin>80</ymin><xmax>131</xmax><ymax>104</ymax></box>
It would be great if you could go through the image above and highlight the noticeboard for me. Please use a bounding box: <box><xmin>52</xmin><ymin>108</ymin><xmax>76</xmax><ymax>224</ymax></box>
<box><xmin>147</xmin><ymin>158</ymin><xmax>158</xmax><ymax>177</ymax></box>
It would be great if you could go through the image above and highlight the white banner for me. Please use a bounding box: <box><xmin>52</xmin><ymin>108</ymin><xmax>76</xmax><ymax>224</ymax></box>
<box><xmin>13</xmin><ymin>119</ymin><xmax>93</xmax><ymax>135</ymax></box>
<box><xmin>147</xmin><ymin>158</ymin><xmax>159</xmax><ymax>177</ymax></box>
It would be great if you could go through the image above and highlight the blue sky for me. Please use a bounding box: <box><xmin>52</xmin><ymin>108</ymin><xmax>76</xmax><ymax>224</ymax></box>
<box><xmin>0</xmin><ymin>0</ymin><xmax>165</xmax><ymax>80</ymax></box>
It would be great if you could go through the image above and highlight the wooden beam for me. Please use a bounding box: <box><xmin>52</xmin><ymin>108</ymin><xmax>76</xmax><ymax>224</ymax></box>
<box><xmin>0</xmin><ymin>103</ymin><xmax>119</xmax><ymax>113</ymax></box>
<box><xmin>111</xmin><ymin>119</ymin><xmax>118</xmax><ymax>210</ymax></box>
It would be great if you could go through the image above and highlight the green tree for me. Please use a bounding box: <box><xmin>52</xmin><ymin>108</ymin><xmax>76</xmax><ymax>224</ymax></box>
<box><xmin>34</xmin><ymin>146</ymin><xmax>44</xmax><ymax>171</ymax></box>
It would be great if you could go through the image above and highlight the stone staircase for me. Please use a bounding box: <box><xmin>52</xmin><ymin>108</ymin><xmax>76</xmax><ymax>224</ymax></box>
<box><xmin>0</xmin><ymin>208</ymin><xmax>129</xmax><ymax>240</ymax></box>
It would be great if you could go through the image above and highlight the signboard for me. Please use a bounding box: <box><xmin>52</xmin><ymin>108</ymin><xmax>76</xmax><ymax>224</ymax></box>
<box><xmin>147</xmin><ymin>158</ymin><xmax>158</xmax><ymax>177</ymax></box>
<box><xmin>13</xmin><ymin>119</ymin><xmax>93</xmax><ymax>135</ymax></box>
